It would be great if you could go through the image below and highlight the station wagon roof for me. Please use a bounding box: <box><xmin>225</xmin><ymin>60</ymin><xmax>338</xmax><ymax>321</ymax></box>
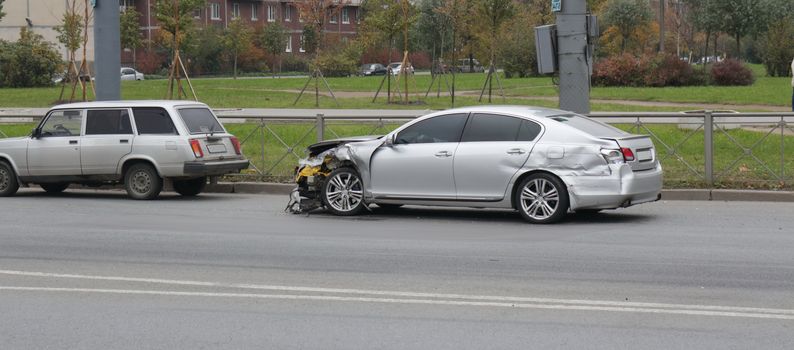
<box><xmin>49</xmin><ymin>100</ymin><xmax>208</xmax><ymax>110</ymax></box>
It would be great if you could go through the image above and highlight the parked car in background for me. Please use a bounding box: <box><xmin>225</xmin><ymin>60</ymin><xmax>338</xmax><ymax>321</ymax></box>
<box><xmin>0</xmin><ymin>101</ymin><xmax>249</xmax><ymax>199</ymax></box>
<box><xmin>358</xmin><ymin>63</ymin><xmax>388</xmax><ymax>76</ymax></box>
<box><xmin>389</xmin><ymin>62</ymin><xmax>415</xmax><ymax>75</ymax></box>
<box><xmin>121</xmin><ymin>67</ymin><xmax>145</xmax><ymax>81</ymax></box>
<box><xmin>455</xmin><ymin>58</ymin><xmax>484</xmax><ymax>73</ymax></box>
<box><xmin>291</xmin><ymin>106</ymin><xmax>662</xmax><ymax>224</ymax></box>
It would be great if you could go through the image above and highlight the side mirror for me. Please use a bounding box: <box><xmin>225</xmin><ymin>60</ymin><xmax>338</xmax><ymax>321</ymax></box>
<box><xmin>31</xmin><ymin>127</ymin><xmax>41</xmax><ymax>138</ymax></box>
<box><xmin>383</xmin><ymin>134</ymin><xmax>395</xmax><ymax>147</ymax></box>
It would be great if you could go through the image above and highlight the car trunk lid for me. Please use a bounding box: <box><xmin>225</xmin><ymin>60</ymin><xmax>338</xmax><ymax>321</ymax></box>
<box><xmin>604</xmin><ymin>135</ymin><xmax>657</xmax><ymax>171</ymax></box>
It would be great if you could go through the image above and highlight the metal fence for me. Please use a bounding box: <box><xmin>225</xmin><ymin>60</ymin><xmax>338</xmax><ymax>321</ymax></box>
<box><xmin>2</xmin><ymin>110</ymin><xmax>793</xmax><ymax>188</ymax></box>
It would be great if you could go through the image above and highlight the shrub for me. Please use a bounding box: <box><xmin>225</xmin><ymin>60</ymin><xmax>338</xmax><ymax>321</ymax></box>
<box><xmin>594</xmin><ymin>53</ymin><xmax>701</xmax><ymax>87</ymax></box>
<box><xmin>313</xmin><ymin>51</ymin><xmax>357</xmax><ymax>77</ymax></box>
<box><xmin>281</xmin><ymin>54</ymin><xmax>309</xmax><ymax>72</ymax></box>
<box><xmin>710</xmin><ymin>59</ymin><xmax>755</xmax><ymax>86</ymax></box>
<box><xmin>592</xmin><ymin>53</ymin><xmax>644</xmax><ymax>86</ymax></box>
<box><xmin>0</xmin><ymin>28</ymin><xmax>62</xmax><ymax>87</ymax></box>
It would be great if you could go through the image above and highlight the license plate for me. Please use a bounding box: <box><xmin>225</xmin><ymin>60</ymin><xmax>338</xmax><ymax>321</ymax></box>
<box><xmin>637</xmin><ymin>149</ymin><xmax>653</xmax><ymax>161</ymax></box>
<box><xmin>207</xmin><ymin>144</ymin><xmax>227</xmax><ymax>154</ymax></box>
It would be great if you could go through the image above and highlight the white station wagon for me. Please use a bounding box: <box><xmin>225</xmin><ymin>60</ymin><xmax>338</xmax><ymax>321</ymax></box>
<box><xmin>0</xmin><ymin>101</ymin><xmax>249</xmax><ymax>199</ymax></box>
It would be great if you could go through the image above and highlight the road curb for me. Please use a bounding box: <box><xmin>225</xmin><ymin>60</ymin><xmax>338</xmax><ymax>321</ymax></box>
<box><xmin>205</xmin><ymin>182</ymin><xmax>794</xmax><ymax>202</ymax></box>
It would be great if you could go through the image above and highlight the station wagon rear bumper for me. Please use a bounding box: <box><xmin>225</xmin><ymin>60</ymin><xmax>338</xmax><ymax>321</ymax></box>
<box><xmin>183</xmin><ymin>159</ymin><xmax>250</xmax><ymax>176</ymax></box>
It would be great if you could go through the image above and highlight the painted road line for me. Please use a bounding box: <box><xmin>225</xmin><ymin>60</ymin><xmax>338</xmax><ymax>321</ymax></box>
<box><xmin>0</xmin><ymin>286</ymin><xmax>793</xmax><ymax>320</ymax></box>
<box><xmin>1</xmin><ymin>269</ymin><xmax>793</xmax><ymax>317</ymax></box>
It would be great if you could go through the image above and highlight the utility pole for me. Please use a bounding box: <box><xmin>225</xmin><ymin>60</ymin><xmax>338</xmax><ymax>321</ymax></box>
<box><xmin>94</xmin><ymin>0</ymin><xmax>121</xmax><ymax>100</ymax></box>
<box><xmin>555</xmin><ymin>0</ymin><xmax>589</xmax><ymax>114</ymax></box>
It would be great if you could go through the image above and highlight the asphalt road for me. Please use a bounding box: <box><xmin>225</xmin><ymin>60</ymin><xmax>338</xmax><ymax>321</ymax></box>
<box><xmin>1</xmin><ymin>189</ymin><xmax>793</xmax><ymax>349</ymax></box>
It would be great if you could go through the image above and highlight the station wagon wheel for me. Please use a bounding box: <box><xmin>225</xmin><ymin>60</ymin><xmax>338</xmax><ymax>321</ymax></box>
<box><xmin>321</xmin><ymin>168</ymin><xmax>365</xmax><ymax>216</ymax></box>
<box><xmin>0</xmin><ymin>161</ymin><xmax>20</xmax><ymax>197</ymax></box>
<box><xmin>124</xmin><ymin>163</ymin><xmax>163</xmax><ymax>200</ymax></box>
<box><xmin>517</xmin><ymin>173</ymin><xmax>569</xmax><ymax>224</ymax></box>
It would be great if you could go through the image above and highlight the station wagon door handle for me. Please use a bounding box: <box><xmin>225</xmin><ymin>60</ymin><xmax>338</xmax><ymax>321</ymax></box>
<box><xmin>507</xmin><ymin>148</ymin><xmax>526</xmax><ymax>155</ymax></box>
<box><xmin>69</xmin><ymin>140</ymin><xmax>78</xmax><ymax>145</ymax></box>
<box><xmin>434</xmin><ymin>151</ymin><xmax>452</xmax><ymax>158</ymax></box>
<box><xmin>119</xmin><ymin>139</ymin><xmax>129</xmax><ymax>144</ymax></box>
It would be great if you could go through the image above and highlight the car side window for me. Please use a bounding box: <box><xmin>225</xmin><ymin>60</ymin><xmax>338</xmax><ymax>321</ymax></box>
<box><xmin>517</xmin><ymin>120</ymin><xmax>542</xmax><ymax>141</ymax></box>
<box><xmin>461</xmin><ymin>114</ymin><xmax>524</xmax><ymax>142</ymax></box>
<box><xmin>40</xmin><ymin>110</ymin><xmax>83</xmax><ymax>137</ymax></box>
<box><xmin>395</xmin><ymin>114</ymin><xmax>468</xmax><ymax>144</ymax></box>
<box><xmin>131</xmin><ymin>107</ymin><xmax>178</xmax><ymax>135</ymax></box>
<box><xmin>122</xmin><ymin>69</ymin><xmax>134</xmax><ymax>75</ymax></box>
<box><xmin>85</xmin><ymin>109</ymin><xmax>133</xmax><ymax>135</ymax></box>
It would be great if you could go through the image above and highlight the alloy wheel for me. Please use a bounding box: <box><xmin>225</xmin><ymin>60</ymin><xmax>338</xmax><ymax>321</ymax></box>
<box><xmin>520</xmin><ymin>178</ymin><xmax>560</xmax><ymax>221</ymax></box>
<box><xmin>325</xmin><ymin>172</ymin><xmax>364</xmax><ymax>212</ymax></box>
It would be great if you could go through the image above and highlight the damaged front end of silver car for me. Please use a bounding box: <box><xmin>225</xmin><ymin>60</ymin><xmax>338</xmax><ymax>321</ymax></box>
<box><xmin>285</xmin><ymin>136</ymin><xmax>383</xmax><ymax>214</ymax></box>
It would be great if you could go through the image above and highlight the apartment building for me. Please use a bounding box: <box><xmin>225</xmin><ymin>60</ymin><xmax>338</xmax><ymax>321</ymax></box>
<box><xmin>127</xmin><ymin>0</ymin><xmax>362</xmax><ymax>64</ymax></box>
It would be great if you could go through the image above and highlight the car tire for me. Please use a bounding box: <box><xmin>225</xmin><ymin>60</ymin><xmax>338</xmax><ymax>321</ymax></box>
<box><xmin>0</xmin><ymin>161</ymin><xmax>20</xmax><ymax>197</ymax></box>
<box><xmin>321</xmin><ymin>168</ymin><xmax>365</xmax><ymax>216</ymax></box>
<box><xmin>516</xmin><ymin>173</ymin><xmax>569</xmax><ymax>224</ymax></box>
<box><xmin>40</xmin><ymin>183</ymin><xmax>70</xmax><ymax>193</ymax></box>
<box><xmin>124</xmin><ymin>163</ymin><xmax>163</xmax><ymax>200</ymax></box>
<box><xmin>173</xmin><ymin>177</ymin><xmax>207</xmax><ymax>197</ymax></box>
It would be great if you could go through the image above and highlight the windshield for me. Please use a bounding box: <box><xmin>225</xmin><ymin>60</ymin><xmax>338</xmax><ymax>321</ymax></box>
<box><xmin>178</xmin><ymin>107</ymin><xmax>225</xmax><ymax>134</ymax></box>
<box><xmin>546</xmin><ymin>114</ymin><xmax>628</xmax><ymax>138</ymax></box>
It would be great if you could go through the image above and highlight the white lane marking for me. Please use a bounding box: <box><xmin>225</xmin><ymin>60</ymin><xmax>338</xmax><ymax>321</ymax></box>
<box><xmin>1</xmin><ymin>286</ymin><xmax>793</xmax><ymax>320</ymax></box>
<box><xmin>1</xmin><ymin>269</ymin><xmax>793</xmax><ymax>317</ymax></box>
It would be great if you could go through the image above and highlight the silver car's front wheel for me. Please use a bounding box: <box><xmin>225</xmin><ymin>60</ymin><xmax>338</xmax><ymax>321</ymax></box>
<box><xmin>517</xmin><ymin>173</ymin><xmax>569</xmax><ymax>224</ymax></box>
<box><xmin>322</xmin><ymin>168</ymin><xmax>365</xmax><ymax>216</ymax></box>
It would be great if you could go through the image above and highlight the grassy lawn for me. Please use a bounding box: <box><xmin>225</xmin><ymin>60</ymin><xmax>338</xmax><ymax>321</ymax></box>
<box><xmin>3</xmin><ymin>121</ymin><xmax>792</xmax><ymax>189</ymax></box>
<box><xmin>1</xmin><ymin>65</ymin><xmax>791</xmax><ymax>110</ymax></box>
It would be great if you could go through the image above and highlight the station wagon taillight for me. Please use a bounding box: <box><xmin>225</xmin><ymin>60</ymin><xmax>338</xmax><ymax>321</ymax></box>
<box><xmin>230</xmin><ymin>137</ymin><xmax>242</xmax><ymax>155</ymax></box>
<box><xmin>621</xmin><ymin>147</ymin><xmax>635</xmax><ymax>162</ymax></box>
<box><xmin>189</xmin><ymin>139</ymin><xmax>204</xmax><ymax>158</ymax></box>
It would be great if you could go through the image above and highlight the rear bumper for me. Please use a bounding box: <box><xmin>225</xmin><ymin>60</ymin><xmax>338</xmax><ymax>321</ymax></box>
<box><xmin>566</xmin><ymin>163</ymin><xmax>663</xmax><ymax>210</ymax></box>
<box><xmin>183</xmin><ymin>159</ymin><xmax>250</xmax><ymax>176</ymax></box>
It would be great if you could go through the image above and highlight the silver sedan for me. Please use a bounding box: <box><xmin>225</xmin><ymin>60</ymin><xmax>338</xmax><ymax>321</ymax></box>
<box><xmin>291</xmin><ymin>106</ymin><xmax>662</xmax><ymax>224</ymax></box>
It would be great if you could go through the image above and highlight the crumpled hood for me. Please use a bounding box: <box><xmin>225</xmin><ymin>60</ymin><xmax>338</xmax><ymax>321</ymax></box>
<box><xmin>307</xmin><ymin>135</ymin><xmax>383</xmax><ymax>155</ymax></box>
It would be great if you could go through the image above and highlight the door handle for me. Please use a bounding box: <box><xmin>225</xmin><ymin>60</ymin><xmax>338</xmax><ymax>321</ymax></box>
<box><xmin>69</xmin><ymin>140</ymin><xmax>78</xmax><ymax>145</ymax></box>
<box><xmin>120</xmin><ymin>139</ymin><xmax>129</xmax><ymax>144</ymax></box>
<box><xmin>434</xmin><ymin>151</ymin><xmax>452</xmax><ymax>158</ymax></box>
<box><xmin>507</xmin><ymin>148</ymin><xmax>526</xmax><ymax>155</ymax></box>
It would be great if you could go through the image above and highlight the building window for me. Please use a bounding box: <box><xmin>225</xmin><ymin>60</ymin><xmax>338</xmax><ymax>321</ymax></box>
<box><xmin>356</xmin><ymin>8</ymin><xmax>360</xmax><ymax>24</ymax></box>
<box><xmin>267</xmin><ymin>5</ymin><xmax>276</xmax><ymax>22</ymax></box>
<box><xmin>299</xmin><ymin>35</ymin><xmax>305</xmax><ymax>53</ymax></box>
<box><xmin>211</xmin><ymin>3</ymin><xmax>220</xmax><ymax>20</ymax></box>
<box><xmin>285</xmin><ymin>5</ymin><xmax>291</xmax><ymax>22</ymax></box>
<box><xmin>286</xmin><ymin>37</ymin><xmax>292</xmax><ymax>53</ymax></box>
<box><xmin>329</xmin><ymin>11</ymin><xmax>338</xmax><ymax>24</ymax></box>
<box><xmin>193</xmin><ymin>9</ymin><xmax>201</xmax><ymax>19</ymax></box>
<box><xmin>341</xmin><ymin>8</ymin><xmax>349</xmax><ymax>24</ymax></box>
<box><xmin>251</xmin><ymin>3</ymin><xmax>258</xmax><ymax>20</ymax></box>
<box><xmin>232</xmin><ymin>3</ymin><xmax>240</xmax><ymax>19</ymax></box>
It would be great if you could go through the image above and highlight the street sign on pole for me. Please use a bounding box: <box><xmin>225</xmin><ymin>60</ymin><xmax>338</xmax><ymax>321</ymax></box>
<box><xmin>551</xmin><ymin>0</ymin><xmax>562</xmax><ymax>12</ymax></box>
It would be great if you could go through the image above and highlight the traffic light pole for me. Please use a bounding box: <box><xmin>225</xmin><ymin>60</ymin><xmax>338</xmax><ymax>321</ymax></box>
<box><xmin>94</xmin><ymin>0</ymin><xmax>121</xmax><ymax>101</ymax></box>
<box><xmin>555</xmin><ymin>0</ymin><xmax>590</xmax><ymax>114</ymax></box>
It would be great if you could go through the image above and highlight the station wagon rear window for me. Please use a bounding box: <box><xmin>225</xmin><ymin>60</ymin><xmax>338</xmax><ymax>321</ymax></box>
<box><xmin>178</xmin><ymin>108</ymin><xmax>224</xmax><ymax>134</ymax></box>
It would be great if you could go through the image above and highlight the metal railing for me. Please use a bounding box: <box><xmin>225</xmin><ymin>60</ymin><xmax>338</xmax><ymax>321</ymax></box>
<box><xmin>2</xmin><ymin>110</ymin><xmax>793</xmax><ymax>188</ymax></box>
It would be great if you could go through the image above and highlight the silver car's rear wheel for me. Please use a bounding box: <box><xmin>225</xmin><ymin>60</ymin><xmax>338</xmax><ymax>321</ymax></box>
<box><xmin>517</xmin><ymin>173</ymin><xmax>569</xmax><ymax>224</ymax></box>
<box><xmin>322</xmin><ymin>168</ymin><xmax>365</xmax><ymax>216</ymax></box>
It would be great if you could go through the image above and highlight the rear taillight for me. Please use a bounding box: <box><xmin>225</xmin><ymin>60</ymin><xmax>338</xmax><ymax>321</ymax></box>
<box><xmin>600</xmin><ymin>148</ymin><xmax>625</xmax><ymax>164</ymax></box>
<box><xmin>189</xmin><ymin>139</ymin><xmax>204</xmax><ymax>158</ymax></box>
<box><xmin>230</xmin><ymin>136</ymin><xmax>242</xmax><ymax>155</ymax></box>
<box><xmin>621</xmin><ymin>147</ymin><xmax>635</xmax><ymax>162</ymax></box>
